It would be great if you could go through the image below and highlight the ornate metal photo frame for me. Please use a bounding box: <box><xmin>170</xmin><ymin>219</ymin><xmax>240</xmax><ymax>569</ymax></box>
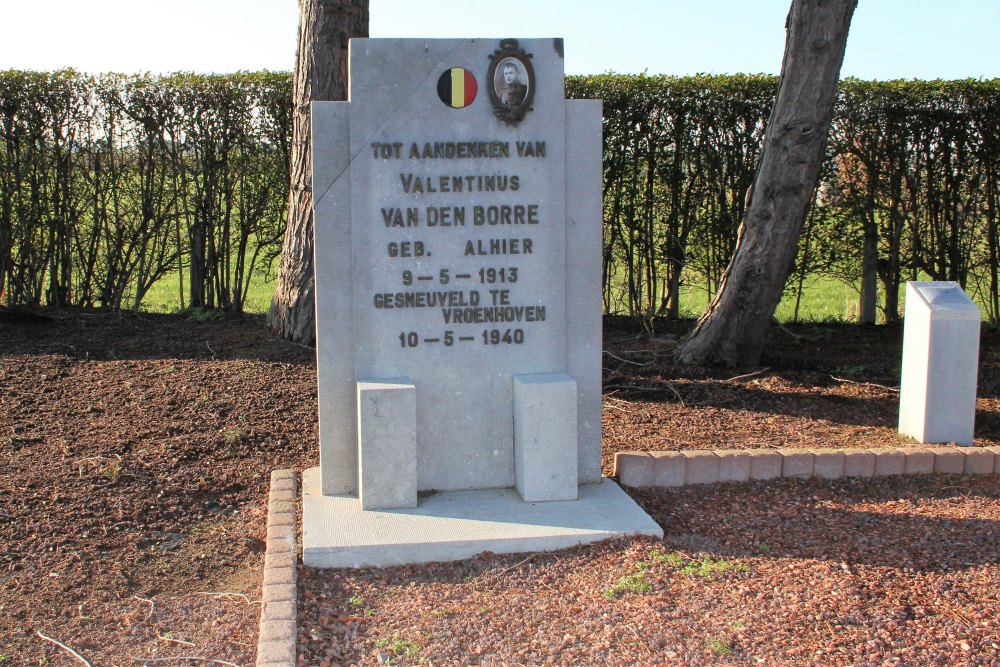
<box><xmin>487</xmin><ymin>39</ymin><xmax>535</xmax><ymax>126</ymax></box>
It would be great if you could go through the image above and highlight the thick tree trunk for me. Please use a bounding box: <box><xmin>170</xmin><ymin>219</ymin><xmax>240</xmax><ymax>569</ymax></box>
<box><xmin>676</xmin><ymin>0</ymin><xmax>856</xmax><ymax>366</ymax></box>
<box><xmin>268</xmin><ymin>0</ymin><xmax>368</xmax><ymax>345</ymax></box>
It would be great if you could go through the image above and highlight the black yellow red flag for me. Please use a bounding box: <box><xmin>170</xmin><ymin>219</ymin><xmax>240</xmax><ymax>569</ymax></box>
<box><xmin>437</xmin><ymin>68</ymin><xmax>477</xmax><ymax>108</ymax></box>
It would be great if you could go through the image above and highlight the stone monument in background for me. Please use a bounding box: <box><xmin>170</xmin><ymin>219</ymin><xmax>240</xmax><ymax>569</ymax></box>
<box><xmin>898</xmin><ymin>281</ymin><xmax>981</xmax><ymax>445</ymax></box>
<box><xmin>302</xmin><ymin>38</ymin><xmax>661</xmax><ymax>568</ymax></box>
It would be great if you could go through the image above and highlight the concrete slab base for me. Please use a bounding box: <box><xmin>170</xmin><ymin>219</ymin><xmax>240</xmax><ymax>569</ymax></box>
<box><xmin>301</xmin><ymin>467</ymin><xmax>663</xmax><ymax>568</ymax></box>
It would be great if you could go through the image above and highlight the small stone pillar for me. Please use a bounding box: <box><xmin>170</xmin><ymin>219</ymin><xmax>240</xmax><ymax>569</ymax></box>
<box><xmin>898</xmin><ymin>282</ymin><xmax>980</xmax><ymax>445</ymax></box>
<box><xmin>357</xmin><ymin>379</ymin><xmax>417</xmax><ymax>509</ymax></box>
<box><xmin>513</xmin><ymin>373</ymin><xmax>578</xmax><ymax>502</ymax></box>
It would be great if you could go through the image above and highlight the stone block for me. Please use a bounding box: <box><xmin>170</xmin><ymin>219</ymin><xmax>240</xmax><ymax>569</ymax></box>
<box><xmin>930</xmin><ymin>446</ymin><xmax>965</xmax><ymax>474</ymax></box>
<box><xmin>270</xmin><ymin>501</ymin><xmax>295</xmax><ymax>516</ymax></box>
<box><xmin>262</xmin><ymin>567</ymin><xmax>294</xmax><ymax>587</ymax></box>
<box><xmin>266</xmin><ymin>524</ymin><xmax>295</xmax><ymax>542</ymax></box>
<box><xmin>263</xmin><ymin>600</ymin><xmax>296</xmax><ymax>622</ymax></box>
<box><xmin>270</xmin><ymin>478</ymin><xmax>296</xmax><ymax>493</ymax></box>
<box><xmin>262</xmin><ymin>584</ymin><xmax>296</xmax><ymax>604</ymax></box>
<box><xmin>651</xmin><ymin>452</ymin><xmax>686</xmax><ymax>487</ymax></box>
<box><xmin>301</xmin><ymin>468</ymin><xmax>663</xmax><ymax>567</ymax></box>
<box><xmin>747</xmin><ymin>449</ymin><xmax>782</xmax><ymax>481</ymax></box>
<box><xmin>357</xmin><ymin>379</ymin><xmax>417</xmax><ymax>510</ymax></box>
<box><xmin>258</xmin><ymin>620</ymin><xmax>296</xmax><ymax>644</ymax></box>
<box><xmin>715</xmin><ymin>450</ymin><xmax>750</xmax><ymax>483</ymax></box>
<box><xmin>779</xmin><ymin>449</ymin><xmax>814</xmax><ymax>479</ymax></box>
<box><xmin>256</xmin><ymin>640</ymin><xmax>296</xmax><ymax>664</ymax></box>
<box><xmin>513</xmin><ymin>373</ymin><xmax>578</xmax><ymax>502</ymax></box>
<box><xmin>902</xmin><ymin>447</ymin><xmax>934</xmax><ymax>474</ymax></box>
<box><xmin>264</xmin><ymin>552</ymin><xmax>296</xmax><ymax>570</ymax></box>
<box><xmin>872</xmin><ymin>448</ymin><xmax>905</xmax><ymax>476</ymax></box>
<box><xmin>614</xmin><ymin>452</ymin><xmax>653</xmax><ymax>488</ymax></box>
<box><xmin>683</xmin><ymin>451</ymin><xmax>720</xmax><ymax>485</ymax></box>
<box><xmin>266</xmin><ymin>537</ymin><xmax>294</xmax><ymax>555</ymax></box>
<box><xmin>812</xmin><ymin>450</ymin><xmax>845</xmax><ymax>480</ymax></box>
<box><xmin>989</xmin><ymin>446</ymin><xmax>1000</xmax><ymax>474</ymax></box>
<box><xmin>269</xmin><ymin>511</ymin><xmax>295</xmax><ymax>527</ymax></box>
<box><xmin>963</xmin><ymin>448</ymin><xmax>996</xmax><ymax>475</ymax></box>
<box><xmin>898</xmin><ymin>282</ymin><xmax>980</xmax><ymax>445</ymax></box>
<box><xmin>843</xmin><ymin>450</ymin><xmax>875</xmax><ymax>478</ymax></box>
<box><xmin>271</xmin><ymin>469</ymin><xmax>295</xmax><ymax>482</ymax></box>
<box><xmin>566</xmin><ymin>99</ymin><xmax>605</xmax><ymax>484</ymax></box>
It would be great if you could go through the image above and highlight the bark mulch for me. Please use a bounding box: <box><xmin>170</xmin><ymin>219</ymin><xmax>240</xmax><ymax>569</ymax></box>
<box><xmin>1</xmin><ymin>309</ymin><xmax>997</xmax><ymax>665</ymax></box>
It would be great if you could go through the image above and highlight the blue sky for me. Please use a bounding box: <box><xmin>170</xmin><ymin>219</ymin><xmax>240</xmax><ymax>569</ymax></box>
<box><xmin>1</xmin><ymin>0</ymin><xmax>997</xmax><ymax>80</ymax></box>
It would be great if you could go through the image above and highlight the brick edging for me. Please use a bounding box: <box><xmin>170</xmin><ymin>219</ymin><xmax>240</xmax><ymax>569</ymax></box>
<box><xmin>256</xmin><ymin>469</ymin><xmax>298</xmax><ymax>667</ymax></box>
<box><xmin>614</xmin><ymin>445</ymin><xmax>1000</xmax><ymax>488</ymax></box>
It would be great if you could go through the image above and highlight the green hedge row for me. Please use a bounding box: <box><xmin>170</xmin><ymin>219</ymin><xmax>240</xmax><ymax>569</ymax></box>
<box><xmin>2</xmin><ymin>70</ymin><xmax>999</xmax><ymax>321</ymax></box>
<box><xmin>0</xmin><ymin>70</ymin><xmax>290</xmax><ymax>311</ymax></box>
<box><xmin>567</xmin><ymin>74</ymin><xmax>1000</xmax><ymax>321</ymax></box>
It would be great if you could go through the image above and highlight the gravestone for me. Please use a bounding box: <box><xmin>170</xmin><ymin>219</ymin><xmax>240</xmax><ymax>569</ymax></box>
<box><xmin>898</xmin><ymin>281</ymin><xmax>981</xmax><ymax>445</ymax></box>
<box><xmin>302</xmin><ymin>38</ymin><xmax>661</xmax><ymax>568</ymax></box>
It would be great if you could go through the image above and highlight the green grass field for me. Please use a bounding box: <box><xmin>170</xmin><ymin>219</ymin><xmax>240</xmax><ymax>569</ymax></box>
<box><xmin>136</xmin><ymin>265</ymin><xmax>949</xmax><ymax>325</ymax></box>
<box><xmin>617</xmin><ymin>272</ymin><xmax>913</xmax><ymax>323</ymax></box>
<box><xmin>673</xmin><ymin>275</ymin><xmax>864</xmax><ymax>323</ymax></box>
<box><xmin>141</xmin><ymin>269</ymin><xmax>276</xmax><ymax>315</ymax></box>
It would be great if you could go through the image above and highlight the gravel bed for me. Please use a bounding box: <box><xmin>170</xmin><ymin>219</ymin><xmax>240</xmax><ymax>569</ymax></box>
<box><xmin>299</xmin><ymin>475</ymin><xmax>1000</xmax><ymax>666</ymax></box>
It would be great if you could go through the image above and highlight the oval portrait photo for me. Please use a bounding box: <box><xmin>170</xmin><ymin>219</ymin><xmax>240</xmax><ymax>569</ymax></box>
<box><xmin>494</xmin><ymin>57</ymin><xmax>529</xmax><ymax>107</ymax></box>
<box><xmin>486</xmin><ymin>39</ymin><xmax>536</xmax><ymax>125</ymax></box>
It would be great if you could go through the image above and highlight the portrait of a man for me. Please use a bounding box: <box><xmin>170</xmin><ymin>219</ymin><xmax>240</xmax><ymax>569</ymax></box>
<box><xmin>496</xmin><ymin>59</ymin><xmax>528</xmax><ymax>106</ymax></box>
<box><xmin>487</xmin><ymin>40</ymin><xmax>535</xmax><ymax>125</ymax></box>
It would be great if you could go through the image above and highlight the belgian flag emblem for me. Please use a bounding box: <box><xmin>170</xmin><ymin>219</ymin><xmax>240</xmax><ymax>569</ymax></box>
<box><xmin>437</xmin><ymin>68</ymin><xmax>478</xmax><ymax>109</ymax></box>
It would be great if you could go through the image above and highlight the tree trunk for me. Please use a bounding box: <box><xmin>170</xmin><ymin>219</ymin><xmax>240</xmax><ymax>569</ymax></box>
<box><xmin>268</xmin><ymin>0</ymin><xmax>368</xmax><ymax>345</ymax></box>
<box><xmin>859</xmin><ymin>210</ymin><xmax>879</xmax><ymax>324</ymax></box>
<box><xmin>676</xmin><ymin>0</ymin><xmax>856</xmax><ymax>366</ymax></box>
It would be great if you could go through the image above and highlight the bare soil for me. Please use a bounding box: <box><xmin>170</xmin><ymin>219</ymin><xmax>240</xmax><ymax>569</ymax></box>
<box><xmin>0</xmin><ymin>309</ymin><xmax>997</xmax><ymax>666</ymax></box>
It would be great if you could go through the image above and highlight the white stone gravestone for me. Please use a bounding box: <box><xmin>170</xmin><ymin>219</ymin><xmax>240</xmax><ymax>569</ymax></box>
<box><xmin>898</xmin><ymin>281</ymin><xmax>981</xmax><ymax>445</ymax></box>
<box><xmin>301</xmin><ymin>38</ymin><xmax>661</xmax><ymax>568</ymax></box>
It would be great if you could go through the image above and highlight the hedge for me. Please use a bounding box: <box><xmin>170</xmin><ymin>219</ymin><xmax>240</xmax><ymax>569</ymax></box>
<box><xmin>2</xmin><ymin>70</ymin><xmax>998</xmax><ymax>321</ymax></box>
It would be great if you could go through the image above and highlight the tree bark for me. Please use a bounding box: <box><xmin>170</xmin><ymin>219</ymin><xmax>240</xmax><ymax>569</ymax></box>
<box><xmin>268</xmin><ymin>0</ymin><xmax>368</xmax><ymax>345</ymax></box>
<box><xmin>675</xmin><ymin>0</ymin><xmax>856</xmax><ymax>366</ymax></box>
<box><xmin>859</xmin><ymin>209</ymin><xmax>879</xmax><ymax>324</ymax></box>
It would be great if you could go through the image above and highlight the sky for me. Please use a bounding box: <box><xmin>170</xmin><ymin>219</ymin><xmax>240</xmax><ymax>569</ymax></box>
<box><xmin>0</xmin><ymin>0</ymin><xmax>997</xmax><ymax>80</ymax></box>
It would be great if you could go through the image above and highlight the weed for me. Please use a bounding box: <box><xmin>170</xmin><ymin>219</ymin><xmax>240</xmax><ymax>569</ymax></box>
<box><xmin>223</xmin><ymin>427</ymin><xmax>249</xmax><ymax>446</ymax></box>
<box><xmin>758</xmin><ymin>541</ymin><xmax>770</xmax><ymax>554</ymax></box>
<box><xmin>649</xmin><ymin>548</ymin><xmax>684</xmax><ymax>566</ymax></box>
<box><xmin>706</xmin><ymin>636</ymin><xmax>733</xmax><ymax>655</ymax></box>
<box><xmin>0</xmin><ymin>655</ymin><xmax>7</xmax><ymax>665</ymax></box>
<box><xmin>349</xmin><ymin>595</ymin><xmax>364</xmax><ymax>607</ymax></box>
<box><xmin>183</xmin><ymin>307</ymin><xmax>225</xmax><ymax>323</ymax></box>
<box><xmin>680</xmin><ymin>556</ymin><xmax>748</xmax><ymax>578</ymax></box>
<box><xmin>603</xmin><ymin>572</ymin><xmax>653</xmax><ymax>599</ymax></box>
<box><xmin>376</xmin><ymin>635</ymin><xmax>421</xmax><ymax>658</ymax></box>
<box><xmin>100</xmin><ymin>458</ymin><xmax>123</xmax><ymax>480</ymax></box>
<box><xmin>658</xmin><ymin>551</ymin><xmax>749</xmax><ymax>578</ymax></box>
